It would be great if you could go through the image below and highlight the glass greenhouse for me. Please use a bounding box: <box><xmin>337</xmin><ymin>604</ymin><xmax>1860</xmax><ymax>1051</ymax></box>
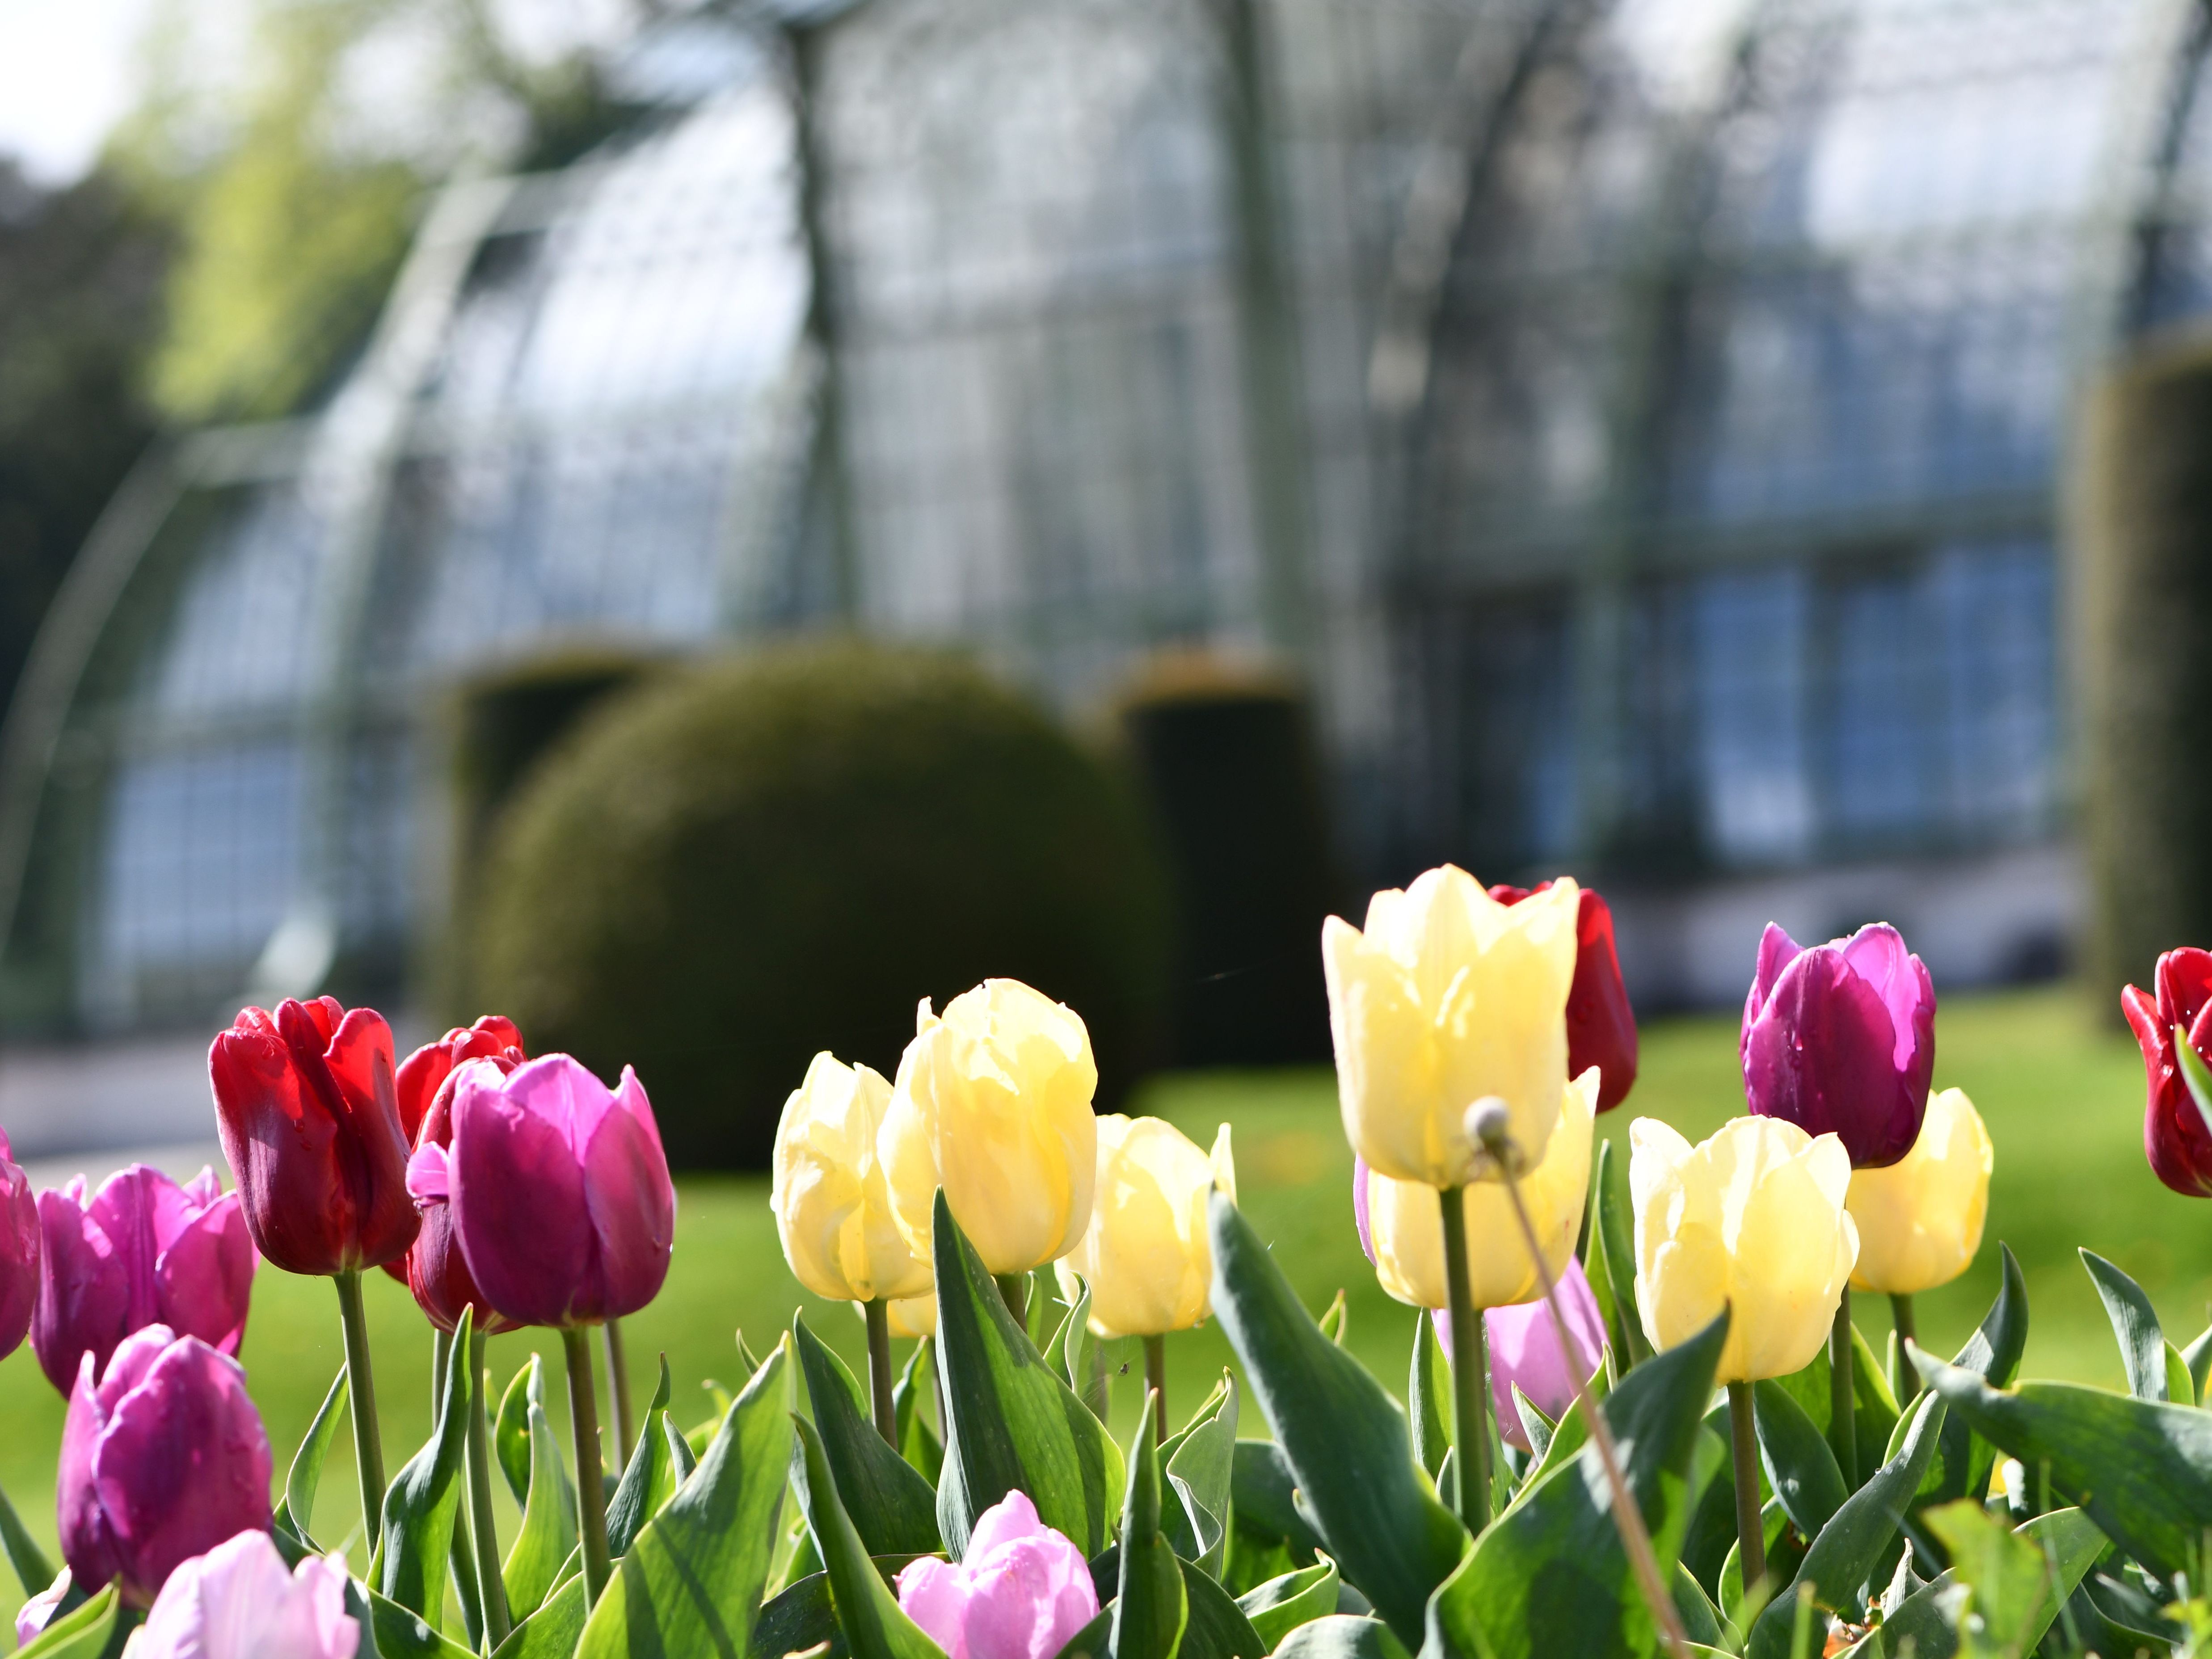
<box><xmin>0</xmin><ymin>0</ymin><xmax>2186</xmax><ymax>1035</ymax></box>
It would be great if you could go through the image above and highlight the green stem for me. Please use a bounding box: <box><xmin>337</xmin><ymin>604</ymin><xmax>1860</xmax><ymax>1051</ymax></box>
<box><xmin>1830</xmin><ymin>1289</ymin><xmax>1857</xmax><ymax>1488</ymax></box>
<box><xmin>334</xmin><ymin>1271</ymin><xmax>386</xmax><ymax>1552</ymax></box>
<box><xmin>563</xmin><ymin>1326</ymin><xmax>613</xmax><ymax>1606</ymax></box>
<box><xmin>1727</xmin><ymin>1382</ymin><xmax>1765</xmax><ymax>1595</ymax></box>
<box><xmin>864</xmin><ymin>1299</ymin><xmax>897</xmax><ymax>1444</ymax></box>
<box><xmin>1890</xmin><ymin>1293</ymin><xmax>1920</xmax><ymax>1408</ymax></box>
<box><xmin>603</xmin><ymin>1318</ymin><xmax>636</xmax><ymax>1473</ymax></box>
<box><xmin>1437</xmin><ymin>1186</ymin><xmax>1492</xmax><ymax>1535</ymax></box>
<box><xmin>1143</xmin><ymin>1335</ymin><xmax>1167</xmax><ymax>1437</ymax></box>
<box><xmin>994</xmin><ymin>1273</ymin><xmax>1028</xmax><ymax>1331</ymax></box>
<box><xmin>468</xmin><ymin>1329</ymin><xmax>514</xmax><ymax>1647</ymax></box>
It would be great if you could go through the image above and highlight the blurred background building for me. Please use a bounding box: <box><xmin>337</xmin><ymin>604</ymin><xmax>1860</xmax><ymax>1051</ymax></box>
<box><xmin>0</xmin><ymin>0</ymin><xmax>2194</xmax><ymax>1064</ymax></box>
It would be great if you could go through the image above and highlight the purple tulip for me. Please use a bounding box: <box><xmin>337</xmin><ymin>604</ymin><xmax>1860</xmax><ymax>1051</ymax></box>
<box><xmin>59</xmin><ymin>1326</ymin><xmax>274</xmax><ymax>1608</ymax></box>
<box><xmin>428</xmin><ymin>1055</ymin><xmax>675</xmax><ymax>1329</ymax></box>
<box><xmin>1485</xmin><ymin>1258</ymin><xmax>1606</xmax><ymax>1451</ymax></box>
<box><xmin>33</xmin><ymin>1166</ymin><xmax>256</xmax><ymax>1397</ymax></box>
<box><xmin>132</xmin><ymin>1528</ymin><xmax>358</xmax><ymax>1659</ymax></box>
<box><xmin>895</xmin><ymin>1490</ymin><xmax>1099</xmax><ymax>1659</ymax></box>
<box><xmin>0</xmin><ymin>1132</ymin><xmax>40</xmax><ymax>1367</ymax></box>
<box><xmin>1740</xmin><ymin>922</ymin><xmax>1934</xmax><ymax>1169</ymax></box>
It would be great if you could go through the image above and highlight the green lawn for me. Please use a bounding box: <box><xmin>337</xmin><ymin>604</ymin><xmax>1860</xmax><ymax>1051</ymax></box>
<box><xmin>0</xmin><ymin>983</ymin><xmax>2200</xmax><ymax>1638</ymax></box>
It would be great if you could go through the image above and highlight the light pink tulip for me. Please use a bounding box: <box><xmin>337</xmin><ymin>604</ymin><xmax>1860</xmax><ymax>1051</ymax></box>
<box><xmin>16</xmin><ymin>1568</ymin><xmax>66</xmax><ymax>1646</ymax></box>
<box><xmin>127</xmin><ymin>1528</ymin><xmax>358</xmax><ymax>1659</ymax></box>
<box><xmin>895</xmin><ymin>1491</ymin><xmax>1097</xmax><ymax>1659</ymax></box>
<box><xmin>1483</xmin><ymin>1255</ymin><xmax>1607</xmax><ymax>1451</ymax></box>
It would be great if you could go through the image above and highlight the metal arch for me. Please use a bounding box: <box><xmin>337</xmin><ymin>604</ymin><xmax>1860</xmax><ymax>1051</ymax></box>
<box><xmin>248</xmin><ymin>174</ymin><xmax>521</xmax><ymax>1006</ymax></box>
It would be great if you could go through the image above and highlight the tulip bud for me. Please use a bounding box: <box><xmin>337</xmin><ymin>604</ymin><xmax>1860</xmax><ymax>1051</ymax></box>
<box><xmin>895</xmin><ymin>1489</ymin><xmax>1098</xmax><ymax>1659</ymax></box>
<box><xmin>1488</xmin><ymin>883</ymin><xmax>1639</xmax><ymax>1112</ymax></box>
<box><xmin>33</xmin><ymin>1166</ymin><xmax>255</xmax><ymax>1396</ymax></box>
<box><xmin>438</xmin><ymin>1055</ymin><xmax>676</xmax><ymax>1329</ymax></box>
<box><xmin>1353</xmin><ymin>1070</ymin><xmax>1597</xmax><ymax>1311</ymax></box>
<box><xmin>1845</xmin><ymin>1087</ymin><xmax>1991</xmax><ymax>1296</ymax></box>
<box><xmin>878</xmin><ymin>981</ymin><xmax>1099</xmax><ymax>1277</ymax></box>
<box><xmin>1484</xmin><ymin>1256</ymin><xmax>1607</xmax><ymax>1452</ymax></box>
<box><xmin>1740</xmin><ymin>923</ymin><xmax>1935</xmax><ymax>1169</ymax></box>
<box><xmin>773</xmin><ymin>1053</ymin><xmax>931</xmax><ymax>1305</ymax></box>
<box><xmin>395</xmin><ymin>1017</ymin><xmax>525</xmax><ymax>1149</ymax></box>
<box><xmin>1630</xmin><ymin>1116</ymin><xmax>1858</xmax><ymax>1385</ymax></box>
<box><xmin>2123</xmin><ymin>948</ymin><xmax>2212</xmax><ymax>1196</ymax></box>
<box><xmin>1323</xmin><ymin>866</ymin><xmax>1580</xmax><ymax>1189</ymax></box>
<box><xmin>59</xmin><ymin>1328</ymin><xmax>274</xmax><ymax>1608</ymax></box>
<box><xmin>1055</xmin><ymin>1119</ymin><xmax>1235</xmax><ymax>1338</ymax></box>
<box><xmin>130</xmin><ymin>1529</ymin><xmax>359</xmax><ymax>1659</ymax></box>
<box><xmin>0</xmin><ymin>1133</ymin><xmax>39</xmax><ymax>1367</ymax></box>
<box><xmin>400</xmin><ymin>1064</ymin><xmax>521</xmax><ymax>1337</ymax></box>
<box><xmin>207</xmin><ymin>998</ymin><xmax>418</xmax><ymax>1276</ymax></box>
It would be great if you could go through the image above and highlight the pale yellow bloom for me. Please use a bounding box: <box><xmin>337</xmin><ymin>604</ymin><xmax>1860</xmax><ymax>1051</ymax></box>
<box><xmin>1058</xmin><ymin>1120</ymin><xmax>1235</xmax><ymax>1337</ymax></box>
<box><xmin>1323</xmin><ymin>866</ymin><xmax>1580</xmax><ymax>1188</ymax></box>
<box><xmin>1631</xmin><ymin>1115</ymin><xmax>1858</xmax><ymax>1385</ymax></box>
<box><xmin>772</xmin><ymin>1051</ymin><xmax>932</xmax><ymax>1303</ymax></box>
<box><xmin>1363</xmin><ymin>1070</ymin><xmax>1597</xmax><ymax>1310</ymax></box>
<box><xmin>879</xmin><ymin>979</ymin><xmax>1099</xmax><ymax>1276</ymax></box>
<box><xmin>884</xmin><ymin>1294</ymin><xmax>936</xmax><ymax>1338</ymax></box>
<box><xmin>1846</xmin><ymin>1088</ymin><xmax>1992</xmax><ymax>1296</ymax></box>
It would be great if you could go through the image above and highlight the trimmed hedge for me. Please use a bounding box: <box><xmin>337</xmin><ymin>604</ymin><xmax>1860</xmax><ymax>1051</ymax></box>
<box><xmin>469</xmin><ymin>641</ymin><xmax>1174</xmax><ymax>1169</ymax></box>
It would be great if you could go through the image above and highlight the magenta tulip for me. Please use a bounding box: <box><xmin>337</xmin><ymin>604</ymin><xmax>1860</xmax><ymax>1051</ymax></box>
<box><xmin>208</xmin><ymin>998</ymin><xmax>417</xmax><ymax>1276</ymax></box>
<box><xmin>400</xmin><ymin>1058</ymin><xmax>522</xmax><ymax>1337</ymax></box>
<box><xmin>429</xmin><ymin>1054</ymin><xmax>675</xmax><ymax>1329</ymax></box>
<box><xmin>1485</xmin><ymin>1257</ymin><xmax>1606</xmax><ymax>1451</ymax></box>
<box><xmin>0</xmin><ymin>1132</ymin><xmax>40</xmax><ymax>1367</ymax></box>
<box><xmin>32</xmin><ymin>1165</ymin><xmax>255</xmax><ymax>1396</ymax></box>
<box><xmin>59</xmin><ymin>1327</ymin><xmax>273</xmax><ymax>1608</ymax></box>
<box><xmin>2123</xmin><ymin>948</ymin><xmax>2212</xmax><ymax>1197</ymax></box>
<box><xmin>895</xmin><ymin>1490</ymin><xmax>1099</xmax><ymax>1659</ymax></box>
<box><xmin>1740</xmin><ymin>922</ymin><xmax>1935</xmax><ymax>1169</ymax></box>
<box><xmin>132</xmin><ymin>1528</ymin><xmax>358</xmax><ymax>1659</ymax></box>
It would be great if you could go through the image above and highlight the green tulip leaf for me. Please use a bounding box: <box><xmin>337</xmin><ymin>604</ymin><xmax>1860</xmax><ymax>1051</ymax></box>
<box><xmin>505</xmin><ymin>1388</ymin><xmax>582</xmax><ymax>1620</ymax></box>
<box><xmin>2081</xmin><ymin>1249</ymin><xmax>2171</xmax><ymax>1403</ymax></box>
<box><xmin>1054</xmin><ymin>1610</ymin><xmax>1112</xmax><ymax>1659</ymax></box>
<box><xmin>791</xmin><ymin>1413</ymin><xmax>948</xmax><ymax>1659</ymax></box>
<box><xmin>1499</xmin><ymin>1355</ymin><xmax>1610</xmax><ymax>1518</ymax></box>
<box><xmin>1421</xmin><ymin>1305</ymin><xmax>1727</xmax><ymax>1659</ymax></box>
<box><xmin>0</xmin><ymin>1480</ymin><xmax>54</xmax><ymax>1601</ymax></box>
<box><xmin>608</xmin><ymin>1356</ymin><xmax>684</xmax><ymax>1559</ymax></box>
<box><xmin>1046</xmin><ymin>1276</ymin><xmax>1094</xmax><ymax>1398</ymax></box>
<box><xmin>1673</xmin><ymin>1563</ymin><xmax>1724</xmax><ymax>1649</ymax></box>
<box><xmin>2184</xmin><ymin>1322</ymin><xmax>2212</xmax><ymax>1404</ymax></box>
<box><xmin>1745</xmin><ymin>1391</ymin><xmax>1948</xmax><ymax>1659</ymax></box>
<box><xmin>373</xmin><ymin>1586</ymin><xmax>480</xmax><ymax>1658</ymax></box>
<box><xmin>1177</xmin><ymin>1558</ymin><xmax>1265</xmax><ymax>1659</ymax></box>
<box><xmin>1226</xmin><ymin>1441</ymin><xmax>1323</xmax><ymax>1558</ymax></box>
<box><xmin>492</xmin><ymin>1576</ymin><xmax>590</xmax><ymax>1659</ymax></box>
<box><xmin>1511</xmin><ymin>1387</ymin><xmax>1555</xmax><ymax>1465</ymax></box>
<box><xmin>1238</xmin><ymin>1560</ymin><xmax>1339</xmax><ymax>1647</ymax></box>
<box><xmin>794</xmin><ymin>1313</ymin><xmax>942</xmax><ymax>1558</ymax></box>
<box><xmin>1275</xmin><ymin>1616</ymin><xmax>1413</xmax><ymax>1659</ymax></box>
<box><xmin>496</xmin><ymin>1357</ymin><xmax>544</xmax><ymax>1506</ymax></box>
<box><xmin>1161</xmin><ymin>1375</ymin><xmax>1237</xmax><ymax>1578</ymax></box>
<box><xmin>1589</xmin><ymin>1139</ymin><xmax>1652</xmax><ymax>1369</ymax></box>
<box><xmin>1842</xmin><ymin>1506</ymin><xmax>2104</xmax><ymax>1659</ymax></box>
<box><xmin>378</xmin><ymin>1307</ymin><xmax>475</xmax><ymax>1630</ymax></box>
<box><xmin>1316</xmin><ymin>1290</ymin><xmax>1349</xmax><ymax>1348</ymax></box>
<box><xmin>2169</xmin><ymin>1342</ymin><xmax>2197</xmax><ymax>1412</ymax></box>
<box><xmin>750</xmin><ymin>1556</ymin><xmax>930</xmax><ymax>1659</ymax></box>
<box><xmin>273</xmin><ymin>1365</ymin><xmax>348</xmax><ymax>1558</ymax></box>
<box><xmin>1753</xmin><ymin>1381</ymin><xmax>1848</xmax><ymax>1539</ymax></box>
<box><xmin>1206</xmin><ymin>1192</ymin><xmax>1463</xmax><ymax>1649</ymax></box>
<box><xmin>576</xmin><ymin>1334</ymin><xmax>796</xmax><ymax>1659</ymax></box>
<box><xmin>1912</xmin><ymin>1343</ymin><xmax>2212</xmax><ymax>1583</ymax></box>
<box><xmin>1112</xmin><ymin>1397</ymin><xmax>1189</xmax><ymax>1659</ymax></box>
<box><xmin>1407</xmin><ymin>1314</ymin><xmax>1449</xmax><ymax>1480</ymax></box>
<box><xmin>932</xmin><ymin>1192</ymin><xmax>1123</xmax><ymax>1559</ymax></box>
<box><xmin>12</xmin><ymin>1583</ymin><xmax>117</xmax><ymax>1659</ymax></box>
<box><xmin>892</xmin><ymin>1341</ymin><xmax>945</xmax><ymax>1487</ymax></box>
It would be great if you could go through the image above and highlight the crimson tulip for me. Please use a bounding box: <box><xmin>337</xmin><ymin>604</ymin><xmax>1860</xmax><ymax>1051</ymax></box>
<box><xmin>395</xmin><ymin>1016</ymin><xmax>525</xmax><ymax>1149</ymax></box>
<box><xmin>0</xmin><ymin>1132</ymin><xmax>39</xmax><ymax>1367</ymax></box>
<box><xmin>1489</xmin><ymin>882</ymin><xmax>1639</xmax><ymax>1111</ymax></box>
<box><xmin>2124</xmin><ymin>947</ymin><xmax>2212</xmax><ymax>1196</ymax></box>
<box><xmin>59</xmin><ymin>1326</ymin><xmax>273</xmax><ymax>1608</ymax></box>
<box><xmin>33</xmin><ymin>1166</ymin><xmax>255</xmax><ymax>1396</ymax></box>
<box><xmin>207</xmin><ymin>998</ymin><xmax>417</xmax><ymax>1275</ymax></box>
<box><xmin>1740</xmin><ymin>922</ymin><xmax>1934</xmax><ymax>1169</ymax></box>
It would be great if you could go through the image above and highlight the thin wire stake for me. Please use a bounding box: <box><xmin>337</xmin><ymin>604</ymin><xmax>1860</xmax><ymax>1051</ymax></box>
<box><xmin>1473</xmin><ymin>1103</ymin><xmax>1692</xmax><ymax>1659</ymax></box>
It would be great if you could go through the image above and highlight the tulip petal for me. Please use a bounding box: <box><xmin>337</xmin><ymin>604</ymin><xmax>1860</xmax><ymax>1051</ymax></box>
<box><xmin>896</xmin><ymin>1556</ymin><xmax>972</xmax><ymax>1659</ymax></box>
<box><xmin>152</xmin><ymin>1195</ymin><xmax>255</xmax><ymax>1358</ymax></box>
<box><xmin>581</xmin><ymin>1070</ymin><xmax>676</xmax><ymax>1321</ymax></box>
<box><xmin>1744</xmin><ymin>946</ymin><xmax>1922</xmax><ymax>1167</ymax></box>
<box><xmin>451</xmin><ymin>1064</ymin><xmax>594</xmax><ymax>1328</ymax></box>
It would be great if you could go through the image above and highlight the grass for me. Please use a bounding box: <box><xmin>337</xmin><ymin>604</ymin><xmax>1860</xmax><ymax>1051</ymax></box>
<box><xmin>0</xmin><ymin>982</ymin><xmax>2200</xmax><ymax>1639</ymax></box>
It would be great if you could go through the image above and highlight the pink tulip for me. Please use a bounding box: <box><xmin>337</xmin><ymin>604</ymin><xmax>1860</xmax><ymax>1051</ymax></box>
<box><xmin>59</xmin><ymin>1327</ymin><xmax>273</xmax><ymax>1608</ymax></box>
<box><xmin>130</xmin><ymin>1528</ymin><xmax>358</xmax><ymax>1659</ymax></box>
<box><xmin>33</xmin><ymin>1166</ymin><xmax>255</xmax><ymax>1396</ymax></box>
<box><xmin>895</xmin><ymin>1491</ymin><xmax>1098</xmax><ymax>1659</ymax></box>
<box><xmin>16</xmin><ymin>1569</ymin><xmax>66</xmax><ymax>1646</ymax></box>
<box><xmin>428</xmin><ymin>1055</ymin><xmax>675</xmax><ymax>1329</ymax></box>
<box><xmin>0</xmin><ymin>1131</ymin><xmax>40</xmax><ymax>1366</ymax></box>
<box><xmin>1483</xmin><ymin>1256</ymin><xmax>1607</xmax><ymax>1452</ymax></box>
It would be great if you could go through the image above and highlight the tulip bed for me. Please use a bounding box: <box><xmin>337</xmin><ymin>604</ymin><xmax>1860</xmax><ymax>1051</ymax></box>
<box><xmin>4</xmin><ymin>873</ymin><xmax>2212</xmax><ymax>1659</ymax></box>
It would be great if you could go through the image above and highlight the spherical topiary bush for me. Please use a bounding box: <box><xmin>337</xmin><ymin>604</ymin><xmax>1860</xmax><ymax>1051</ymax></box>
<box><xmin>470</xmin><ymin>641</ymin><xmax>1174</xmax><ymax>1170</ymax></box>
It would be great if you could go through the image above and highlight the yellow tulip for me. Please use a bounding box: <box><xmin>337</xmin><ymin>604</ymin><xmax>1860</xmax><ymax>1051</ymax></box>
<box><xmin>1630</xmin><ymin>1116</ymin><xmax>1858</xmax><ymax>1385</ymax></box>
<box><xmin>1846</xmin><ymin>1088</ymin><xmax>1992</xmax><ymax>1296</ymax></box>
<box><xmin>1057</xmin><ymin>1120</ymin><xmax>1235</xmax><ymax>1337</ymax></box>
<box><xmin>771</xmin><ymin>1051</ymin><xmax>933</xmax><ymax>1304</ymax></box>
<box><xmin>1362</xmin><ymin>1070</ymin><xmax>1597</xmax><ymax>1310</ymax></box>
<box><xmin>878</xmin><ymin>978</ymin><xmax>1100</xmax><ymax>1276</ymax></box>
<box><xmin>1323</xmin><ymin>865</ymin><xmax>1580</xmax><ymax>1188</ymax></box>
<box><xmin>884</xmin><ymin>1294</ymin><xmax>936</xmax><ymax>1339</ymax></box>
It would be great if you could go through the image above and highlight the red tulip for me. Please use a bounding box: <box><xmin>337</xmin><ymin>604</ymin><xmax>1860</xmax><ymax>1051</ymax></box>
<box><xmin>2124</xmin><ymin>947</ymin><xmax>2212</xmax><ymax>1197</ymax></box>
<box><xmin>0</xmin><ymin>1133</ymin><xmax>39</xmax><ymax>1366</ymax></box>
<box><xmin>33</xmin><ymin>1166</ymin><xmax>255</xmax><ymax>1396</ymax></box>
<box><xmin>1489</xmin><ymin>882</ymin><xmax>1639</xmax><ymax>1112</ymax></box>
<box><xmin>207</xmin><ymin>998</ymin><xmax>417</xmax><ymax>1276</ymax></box>
<box><xmin>424</xmin><ymin>1054</ymin><xmax>675</xmax><ymax>1328</ymax></box>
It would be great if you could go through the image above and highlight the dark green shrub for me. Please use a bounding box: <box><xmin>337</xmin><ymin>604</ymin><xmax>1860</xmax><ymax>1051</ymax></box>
<box><xmin>2077</xmin><ymin>333</ymin><xmax>2212</xmax><ymax>1007</ymax></box>
<box><xmin>1115</xmin><ymin>653</ymin><xmax>1340</xmax><ymax>1066</ymax></box>
<box><xmin>470</xmin><ymin>640</ymin><xmax>1174</xmax><ymax>1169</ymax></box>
